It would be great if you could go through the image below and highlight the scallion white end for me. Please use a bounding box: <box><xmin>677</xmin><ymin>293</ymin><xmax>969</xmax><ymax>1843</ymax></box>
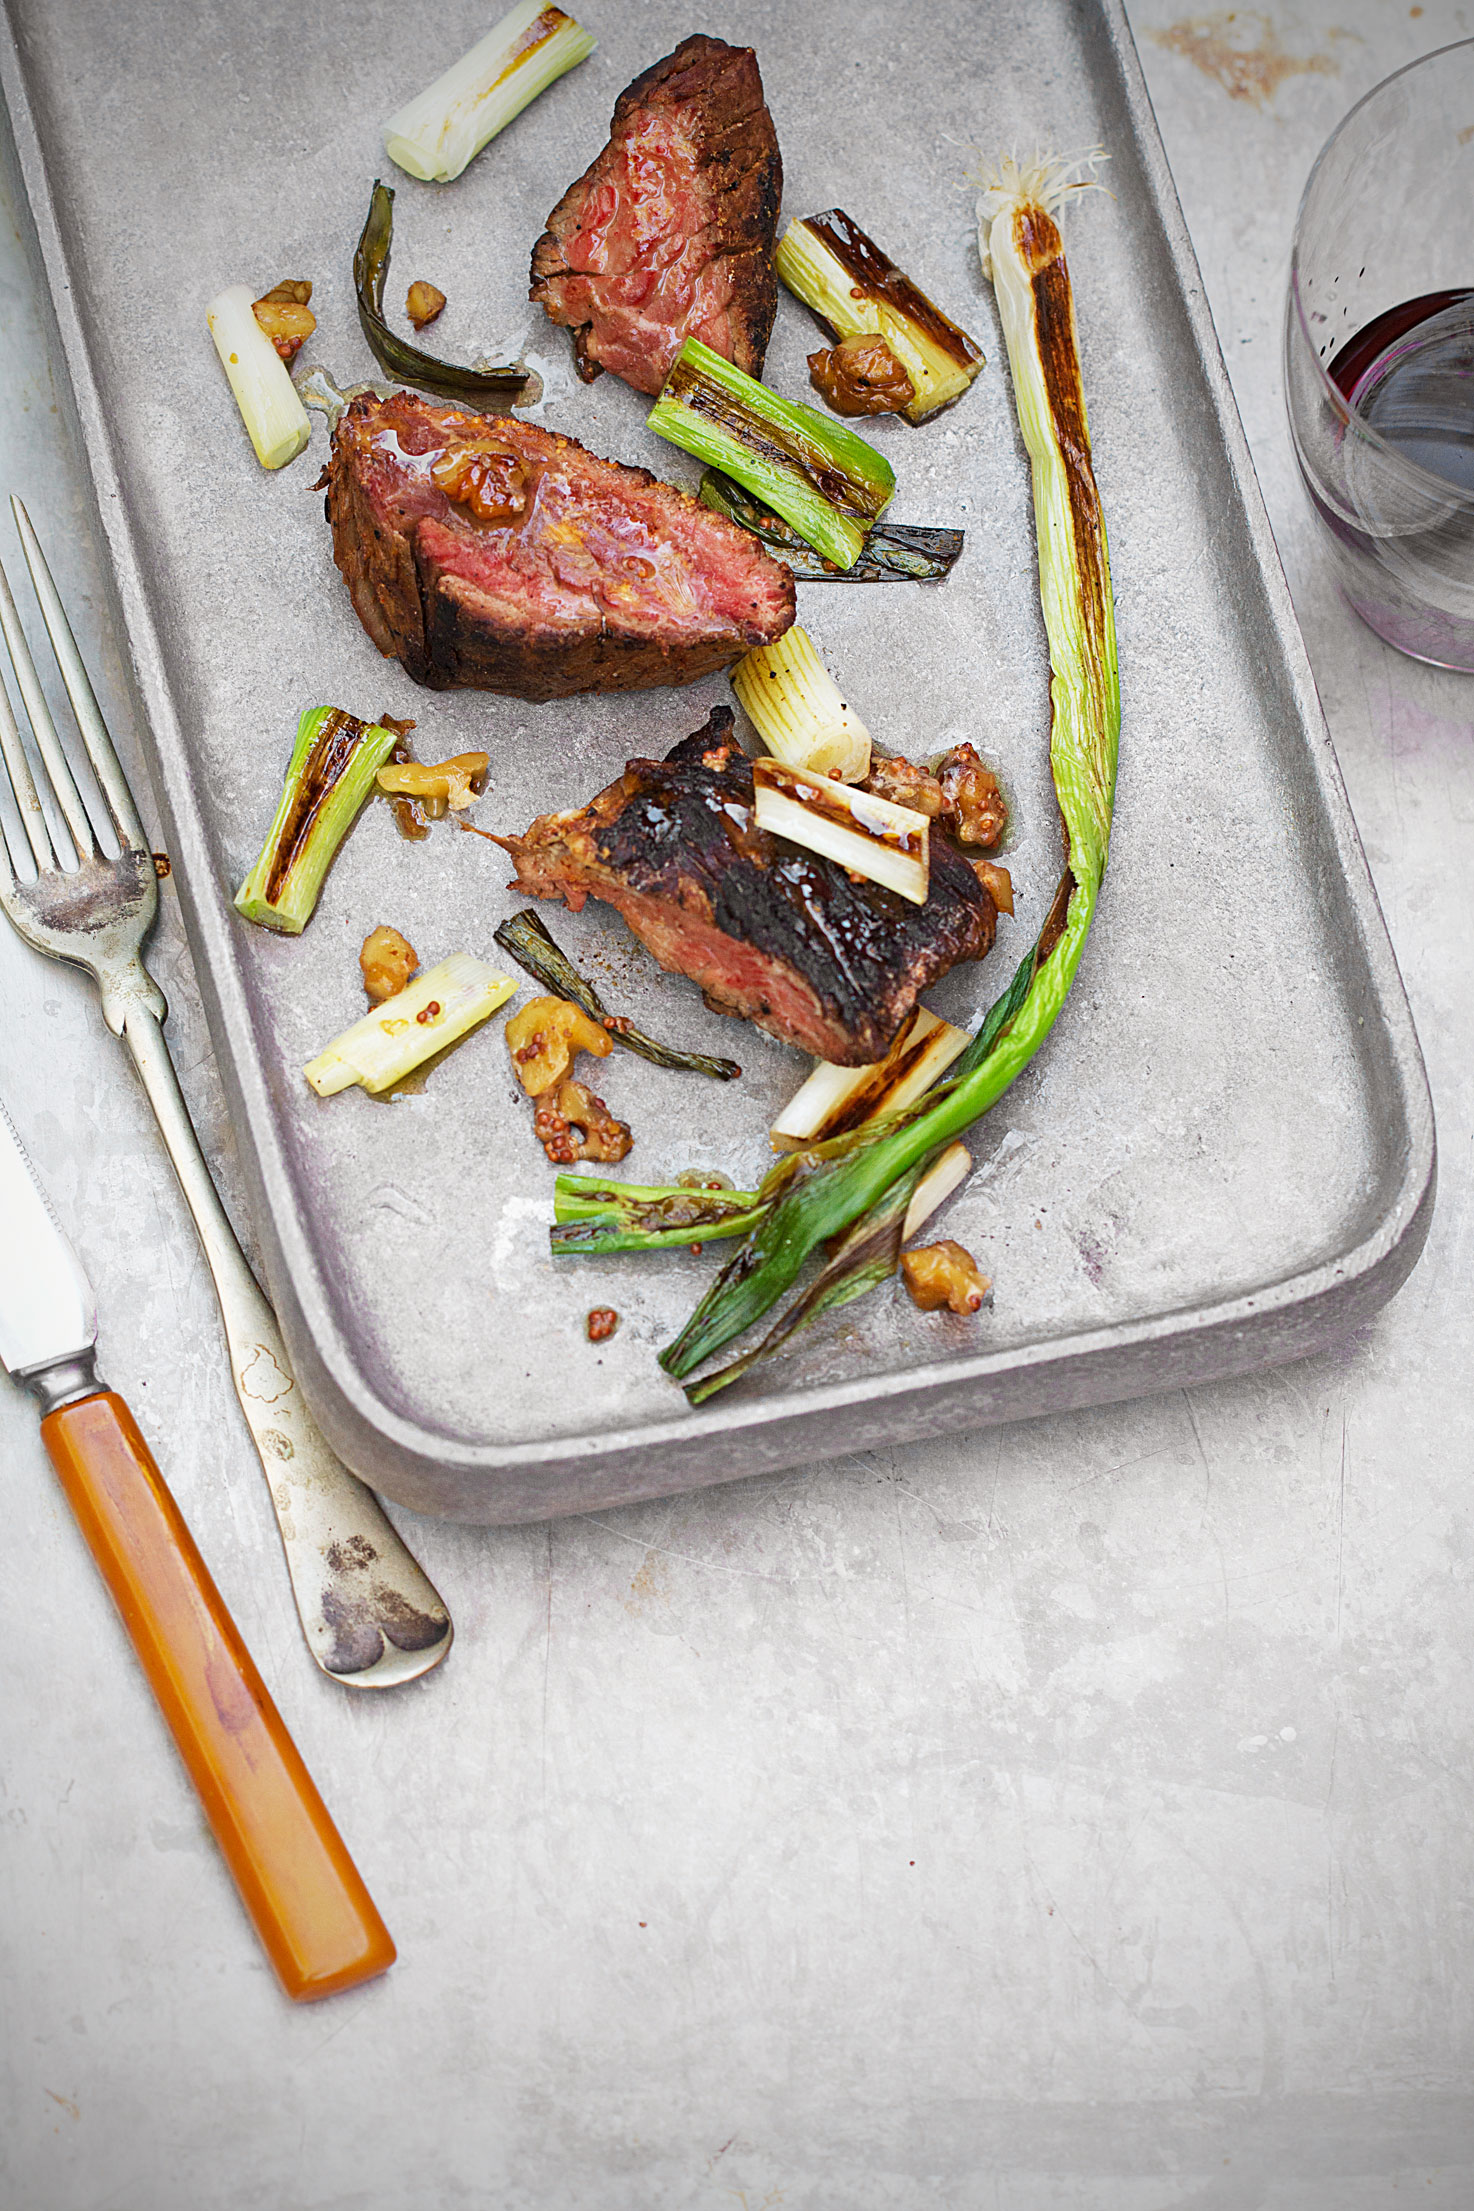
<box><xmin>751</xmin><ymin>758</ymin><xmax>930</xmax><ymax>905</ymax></box>
<box><xmin>384</xmin><ymin>2</ymin><xmax>596</xmax><ymax>184</ymax></box>
<box><xmin>305</xmin><ymin>958</ymin><xmax>517</xmax><ymax>1097</ymax></box>
<box><xmin>772</xmin><ymin>1008</ymin><xmax>971</xmax><ymax>1150</ymax></box>
<box><xmin>205</xmin><ymin>285</ymin><xmax>311</xmax><ymax>470</ymax></box>
<box><xmin>732</xmin><ymin>626</ymin><xmax>872</xmax><ymax>784</ymax></box>
<box><xmin>901</xmin><ymin>1142</ymin><xmax>973</xmax><ymax>1241</ymax></box>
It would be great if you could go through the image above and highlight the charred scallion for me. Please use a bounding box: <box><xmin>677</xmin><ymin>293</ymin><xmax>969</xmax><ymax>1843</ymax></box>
<box><xmin>648</xmin><ymin>338</ymin><xmax>894</xmax><ymax>571</ymax></box>
<box><xmin>550</xmin><ymin>1175</ymin><xmax>765</xmax><ymax>1257</ymax></box>
<box><xmin>659</xmin><ymin>153</ymin><xmax>1118</xmax><ymax>1396</ymax></box>
<box><xmin>494</xmin><ymin>909</ymin><xmax>741</xmax><ymax>1080</ymax></box>
<box><xmin>235</xmin><ymin>707</ymin><xmax>401</xmax><ymax>934</ymax></box>
<box><xmin>355</xmin><ymin>182</ymin><xmax>531</xmax><ymax>407</ymax></box>
<box><xmin>699</xmin><ymin>470</ymin><xmax>964</xmax><ymax>583</ymax></box>
<box><xmin>776</xmin><ymin>211</ymin><xmax>985</xmax><ymax>424</ymax></box>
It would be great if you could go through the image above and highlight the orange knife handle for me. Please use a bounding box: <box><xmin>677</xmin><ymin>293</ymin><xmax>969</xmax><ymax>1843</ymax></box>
<box><xmin>40</xmin><ymin>1390</ymin><xmax>396</xmax><ymax>2002</ymax></box>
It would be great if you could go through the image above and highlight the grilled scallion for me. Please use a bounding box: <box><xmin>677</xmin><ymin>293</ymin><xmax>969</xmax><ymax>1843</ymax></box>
<box><xmin>235</xmin><ymin>707</ymin><xmax>401</xmax><ymax>935</ymax></box>
<box><xmin>550</xmin><ymin>1176</ymin><xmax>764</xmax><ymax>1257</ymax></box>
<box><xmin>494</xmin><ymin>909</ymin><xmax>741</xmax><ymax>1080</ymax></box>
<box><xmin>205</xmin><ymin>285</ymin><xmax>312</xmax><ymax>470</ymax></box>
<box><xmin>304</xmin><ymin>957</ymin><xmax>517</xmax><ymax>1096</ymax></box>
<box><xmin>776</xmin><ymin>211</ymin><xmax>985</xmax><ymax>424</ymax></box>
<box><xmin>658</xmin><ymin>153</ymin><xmax>1118</xmax><ymax>1395</ymax></box>
<box><xmin>384</xmin><ymin>2</ymin><xmax>596</xmax><ymax>184</ymax></box>
<box><xmin>699</xmin><ymin>470</ymin><xmax>964</xmax><ymax>583</ymax></box>
<box><xmin>751</xmin><ymin>758</ymin><xmax>930</xmax><ymax>905</ymax></box>
<box><xmin>732</xmin><ymin>626</ymin><xmax>871</xmax><ymax>782</ymax></box>
<box><xmin>648</xmin><ymin>339</ymin><xmax>894</xmax><ymax>571</ymax></box>
<box><xmin>355</xmin><ymin>182</ymin><xmax>530</xmax><ymax>406</ymax></box>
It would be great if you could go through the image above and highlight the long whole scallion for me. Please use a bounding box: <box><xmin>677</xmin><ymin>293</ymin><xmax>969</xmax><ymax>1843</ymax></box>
<box><xmin>658</xmin><ymin>152</ymin><xmax>1119</xmax><ymax>1395</ymax></box>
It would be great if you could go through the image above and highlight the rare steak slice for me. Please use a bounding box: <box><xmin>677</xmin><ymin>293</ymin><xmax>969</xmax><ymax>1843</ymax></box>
<box><xmin>529</xmin><ymin>34</ymin><xmax>782</xmax><ymax>396</ymax></box>
<box><xmin>322</xmin><ymin>391</ymin><xmax>794</xmax><ymax>698</ymax></box>
<box><xmin>495</xmin><ymin>709</ymin><xmax>998</xmax><ymax>1065</ymax></box>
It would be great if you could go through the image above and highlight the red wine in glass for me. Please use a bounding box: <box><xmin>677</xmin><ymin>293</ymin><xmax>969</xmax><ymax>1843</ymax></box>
<box><xmin>1327</xmin><ymin>289</ymin><xmax>1474</xmax><ymax>488</ymax></box>
<box><xmin>1314</xmin><ymin>288</ymin><xmax>1474</xmax><ymax>665</ymax></box>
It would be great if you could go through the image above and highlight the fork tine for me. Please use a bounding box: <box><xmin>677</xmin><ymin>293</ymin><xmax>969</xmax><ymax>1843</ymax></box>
<box><xmin>10</xmin><ymin>497</ymin><xmax>149</xmax><ymax>856</ymax></box>
<box><xmin>0</xmin><ymin>537</ymin><xmax>99</xmax><ymax>864</ymax></box>
<box><xmin>0</xmin><ymin>658</ymin><xmax>57</xmax><ymax>873</ymax></box>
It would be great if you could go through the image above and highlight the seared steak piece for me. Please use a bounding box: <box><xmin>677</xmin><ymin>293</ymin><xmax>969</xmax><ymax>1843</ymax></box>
<box><xmin>529</xmin><ymin>35</ymin><xmax>782</xmax><ymax>396</ymax></box>
<box><xmin>323</xmin><ymin>391</ymin><xmax>793</xmax><ymax>699</ymax></box>
<box><xmin>496</xmin><ymin>710</ymin><xmax>998</xmax><ymax>1065</ymax></box>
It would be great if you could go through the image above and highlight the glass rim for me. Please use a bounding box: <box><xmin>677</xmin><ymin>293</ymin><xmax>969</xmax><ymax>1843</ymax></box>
<box><xmin>1287</xmin><ymin>34</ymin><xmax>1474</xmax><ymax>498</ymax></box>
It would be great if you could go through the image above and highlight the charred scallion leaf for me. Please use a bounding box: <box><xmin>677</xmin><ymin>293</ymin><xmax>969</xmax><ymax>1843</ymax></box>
<box><xmin>659</xmin><ymin>153</ymin><xmax>1118</xmax><ymax>1394</ymax></box>
<box><xmin>234</xmin><ymin>707</ymin><xmax>401</xmax><ymax>934</ymax></box>
<box><xmin>698</xmin><ymin>471</ymin><xmax>963</xmax><ymax>582</ymax></box>
<box><xmin>494</xmin><ymin>909</ymin><xmax>741</xmax><ymax>1080</ymax></box>
<box><xmin>776</xmin><ymin>211</ymin><xmax>985</xmax><ymax>424</ymax></box>
<box><xmin>648</xmin><ymin>338</ymin><xmax>894</xmax><ymax>571</ymax></box>
<box><xmin>683</xmin><ymin>1160</ymin><xmax>929</xmax><ymax>1404</ymax></box>
<box><xmin>354</xmin><ymin>182</ymin><xmax>530</xmax><ymax>407</ymax></box>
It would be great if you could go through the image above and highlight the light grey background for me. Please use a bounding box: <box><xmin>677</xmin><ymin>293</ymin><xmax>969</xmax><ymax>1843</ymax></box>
<box><xmin>1</xmin><ymin>2</ymin><xmax>1471</xmax><ymax>2205</ymax></box>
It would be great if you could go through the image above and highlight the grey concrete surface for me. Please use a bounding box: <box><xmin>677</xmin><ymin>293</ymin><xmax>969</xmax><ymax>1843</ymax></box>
<box><xmin>1</xmin><ymin>4</ymin><xmax>1471</xmax><ymax>2205</ymax></box>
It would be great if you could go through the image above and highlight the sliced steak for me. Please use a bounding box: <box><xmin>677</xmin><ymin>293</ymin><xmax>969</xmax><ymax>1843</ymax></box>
<box><xmin>323</xmin><ymin>391</ymin><xmax>794</xmax><ymax>698</ymax></box>
<box><xmin>495</xmin><ymin>709</ymin><xmax>998</xmax><ymax>1065</ymax></box>
<box><xmin>529</xmin><ymin>34</ymin><xmax>781</xmax><ymax>397</ymax></box>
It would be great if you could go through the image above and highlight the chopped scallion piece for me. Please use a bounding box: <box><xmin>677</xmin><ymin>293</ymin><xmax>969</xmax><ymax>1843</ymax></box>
<box><xmin>383</xmin><ymin>1</ymin><xmax>596</xmax><ymax>184</ymax></box>
<box><xmin>304</xmin><ymin>957</ymin><xmax>517</xmax><ymax>1097</ymax></box>
<box><xmin>732</xmin><ymin>625</ymin><xmax>871</xmax><ymax>782</ymax></box>
<box><xmin>776</xmin><ymin>211</ymin><xmax>985</xmax><ymax>423</ymax></box>
<box><xmin>234</xmin><ymin>707</ymin><xmax>401</xmax><ymax>935</ymax></box>
<box><xmin>751</xmin><ymin>757</ymin><xmax>930</xmax><ymax>905</ymax></box>
<box><xmin>648</xmin><ymin>338</ymin><xmax>894</xmax><ymax>572</ymax></box>
<box><xmin>549</xmin><ymin>1175</ymin><xmax>764</xmax><ymax>1257</ymax></box>
<box><xmin>355</xmin><ymin>182</ymin><xmax>531</xmax><ymax>406</ymax></box>
<box><xmin>205</xmin><ymin>284</ymin><xmax>312</xmax><ymax>470</ymax></box>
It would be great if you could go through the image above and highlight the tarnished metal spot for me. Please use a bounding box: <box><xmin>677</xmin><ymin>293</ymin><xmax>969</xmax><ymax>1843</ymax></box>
<box><xmin>326</xmin><ymin>1533</ymin><xmax>378</xmax><ymax>1574</ymax></box>
<box><xmin>320</xmin><ymin>1590</ymin><xmax>386</xmax><ymax>1676</ymax></box>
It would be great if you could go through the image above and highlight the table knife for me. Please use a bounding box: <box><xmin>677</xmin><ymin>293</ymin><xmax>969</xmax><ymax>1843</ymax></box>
<box><xmin>0</xmin><ymin>1088</ymin><xmax>395</xmax><ymax>2001</ymax></box>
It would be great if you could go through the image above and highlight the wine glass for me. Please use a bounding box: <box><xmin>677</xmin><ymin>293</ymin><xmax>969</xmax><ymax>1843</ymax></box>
<box><xmin>1285</xmin><ymin>40</ymin><xmax>1474</xmax><ymax>671</ymax></box>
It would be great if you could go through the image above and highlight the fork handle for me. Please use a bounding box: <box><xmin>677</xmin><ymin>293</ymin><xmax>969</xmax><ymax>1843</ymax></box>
<box><xmin>118</xmin><ymin>1004</ymin><xmax>451</xmax><ymax>1686</ymax></box>
<box><xmin>42</xmin><ymin>1390</ymin><xmax>396</xmax><ymax>2001</ymax></box>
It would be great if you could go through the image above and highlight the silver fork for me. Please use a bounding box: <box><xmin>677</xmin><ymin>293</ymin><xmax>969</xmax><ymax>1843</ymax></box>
<box><xmin>0</xmin><ymin>495</ymin><xmax>452</xmax><ymax>1687</ymax></box>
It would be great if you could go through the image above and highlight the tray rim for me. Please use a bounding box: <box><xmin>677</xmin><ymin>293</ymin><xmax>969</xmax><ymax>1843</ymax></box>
<box><xmin>0</xmin><ymin>0</ymin><xmax>1436</xmax><ymax>1520</ymax></box>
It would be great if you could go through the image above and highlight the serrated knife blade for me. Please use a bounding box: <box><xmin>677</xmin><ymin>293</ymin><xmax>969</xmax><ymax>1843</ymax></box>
<box><xmin>0</xmin><ymin>1088</ymin><xmax>96</xmax><ymax>1388</ymax></box>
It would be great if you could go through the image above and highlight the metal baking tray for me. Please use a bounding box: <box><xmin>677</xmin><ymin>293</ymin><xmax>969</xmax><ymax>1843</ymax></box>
<box><xmin>0</xmin><ymin>0</ymin><xmax>1434</xmax><ymax>1521</ymax></box>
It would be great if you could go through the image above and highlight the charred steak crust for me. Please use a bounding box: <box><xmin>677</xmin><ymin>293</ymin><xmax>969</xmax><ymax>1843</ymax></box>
<box><xmin>323</xmin><ymin>392</ymin><xmax>794</xmax><ymax>699</ymax></box>
<box><xmin>529</xmin><ymin>35</ymin><xmax>782</xmax><ymax>396</ymax></box>
<box><xmin>498</xmin><ymin>709</ymin><xmax>998</xmax><ymax>1065</ymax></box>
